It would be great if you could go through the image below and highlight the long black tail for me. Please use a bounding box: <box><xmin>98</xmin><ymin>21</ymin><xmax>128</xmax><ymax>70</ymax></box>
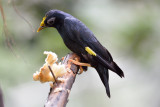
<box><xmin>110</xmin><ymin>61</ymin><xmax>124</xmax><ymax>78</ymax></box>
<box><xmin>96</xmin><ymin>54</ymin><xmax>124</xmax><ymax>78</ymax></box>
<box><xmin>95</xmin><ymin>64</ymin><xmax>110</xmax><ymax>98</ymax></box>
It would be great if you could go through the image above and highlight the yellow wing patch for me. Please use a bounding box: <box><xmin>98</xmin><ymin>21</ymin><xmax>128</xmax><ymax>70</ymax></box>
<box><xmin>85</xmin><ymin>47</ymin><xmax>96</xmax><ymax>56</ymax></box>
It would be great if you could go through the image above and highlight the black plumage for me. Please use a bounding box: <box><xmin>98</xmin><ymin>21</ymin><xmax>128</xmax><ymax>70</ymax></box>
<box><xmin>37</xmin><ymin>10</ymin><xmax>124</xmax><ymax>97</ymax></box>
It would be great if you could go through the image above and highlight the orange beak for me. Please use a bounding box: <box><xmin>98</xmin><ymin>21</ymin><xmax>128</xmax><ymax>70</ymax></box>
<box><xmin>37</xmin><ymin>26</ymin><xmax>45</xmax><ymax>32</ymax></box>
<box><xmin>37</xmin><ymin>16</ymin><xmax>46</xmax><ymax>32</ymax></box>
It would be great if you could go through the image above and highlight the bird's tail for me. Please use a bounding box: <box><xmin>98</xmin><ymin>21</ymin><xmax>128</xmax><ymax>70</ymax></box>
<box><xmin>96</xmin><ymin>55</ymin><xmax>124</xmax><ymax>78</ymax></box>
<box><xmin>95</xmin><ymin>65</ymin><xmax>110</xmax><ymax>98</ymax></box>
<box><xmin>110</xmin><ymin>61</ymin><xmax>124</xmax><ymax>78</ymax></box>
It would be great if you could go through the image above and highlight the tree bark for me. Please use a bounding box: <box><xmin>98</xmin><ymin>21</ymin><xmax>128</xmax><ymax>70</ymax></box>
<box><xmin>44</xmin><ymin>53</ymin><xmax>80</xmax><ymax>107</ymax></box>
<box><xmin>0</xmin><ymin>87</ymin><xmax>4</xmax><ymax>107</ymax></box>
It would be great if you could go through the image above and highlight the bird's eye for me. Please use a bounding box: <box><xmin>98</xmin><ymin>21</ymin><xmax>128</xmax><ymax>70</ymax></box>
<box><xmin>47</xmin><ymin>17</ymin><xmax>56</xmax><ymax>25</ymax></box>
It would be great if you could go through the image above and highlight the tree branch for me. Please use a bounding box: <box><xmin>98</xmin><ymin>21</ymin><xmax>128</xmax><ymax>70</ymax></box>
<box><xmin>0</xmin><ymin>87</ymin><xmax>4</xmax><ymax>107</ymax></box>
<box><xmin>44</xmin><ymin>53</ymin><xmax>80</xmax><ymax>107</ymax></box>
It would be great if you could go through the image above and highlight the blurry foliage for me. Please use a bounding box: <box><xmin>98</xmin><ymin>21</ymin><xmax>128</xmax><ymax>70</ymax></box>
<box><xmin>0</xmin><ymin>0</ymin><xmax>160</xmax><ymax>106</ymax></box>
<box><xmin>0</xmin><ymin>0</ymin><xmax>80</xmax><ymax>87</ymax></box>
<box><xmin>112</xmin><ymin>0</ymin><xmax>160</xmax><ymax>3</ymax></box>
<box><xmin>16</xmin><ymin>0</ymin><xmax>78</xmax><ymax>18</ymax></box>
<box><xmin>0</xmin><ymin>0</ymin><xmax>159</xmax><ymax>85</ymax></box>
<box><xmin>118</xmin><ymin>15</ymin><xmax>158</xmax><ymax>63</ymax></box>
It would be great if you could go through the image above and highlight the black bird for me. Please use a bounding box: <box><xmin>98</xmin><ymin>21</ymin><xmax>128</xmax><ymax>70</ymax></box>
<box><xmin>37</xmin><ymin>10</ymin><xmax>124</xmax><ymax>97</ymax></box>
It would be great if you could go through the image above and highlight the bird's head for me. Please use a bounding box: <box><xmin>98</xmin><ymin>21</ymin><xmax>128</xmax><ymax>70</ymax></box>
<box><xmin>37</xmin><ymin>10</ymin><xmax>70</xmax><ymax>32</ymax></box>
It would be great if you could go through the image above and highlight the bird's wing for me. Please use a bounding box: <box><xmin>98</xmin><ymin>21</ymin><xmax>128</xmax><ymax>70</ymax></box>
<box><xmin>64</xmin><ymin>17</ymin><xmax>124</xmax><ymax>77</ymax></box>
<box><xmin>64</xmin><ymin>17</ymin><xmax>112</xmax><ymax>62</ymax></box>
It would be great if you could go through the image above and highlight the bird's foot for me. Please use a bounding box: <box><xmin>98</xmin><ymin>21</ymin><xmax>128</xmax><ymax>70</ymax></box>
<box><xmin>68</xmin><ymin>58</ymin><xmax>91</xmax><ymax>74</ymax></box>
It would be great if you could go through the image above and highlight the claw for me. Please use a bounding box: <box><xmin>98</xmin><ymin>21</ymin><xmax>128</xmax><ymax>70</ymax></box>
<box><xmin>78</xmin><ymin>66</ymin><xmax>84</xmax><ymax>74</ymax></box>
<box><xmin>67</xmin><ymin>59</ymin><xmax>91</xmax><ymax>74</ymax></box>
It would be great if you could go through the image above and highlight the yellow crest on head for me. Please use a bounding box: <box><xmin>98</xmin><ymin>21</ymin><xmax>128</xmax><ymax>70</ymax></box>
<box><xmin>85</xmin><ymin>47</ymin><xmax>96</xmax><ymax>56</ymax></box>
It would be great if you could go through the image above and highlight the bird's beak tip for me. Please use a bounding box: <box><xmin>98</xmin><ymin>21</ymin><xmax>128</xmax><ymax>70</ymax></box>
<box><xmin>37</xmin><ymin>26</ymin><xmax>43</xmax><ymax>32</ymax></box>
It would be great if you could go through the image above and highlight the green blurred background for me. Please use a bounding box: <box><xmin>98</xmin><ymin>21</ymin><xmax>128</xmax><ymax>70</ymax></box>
<box><xmin>0</xmin><ymin>0</ymin><xmax>160</xmax><ymax>107</ymax></box>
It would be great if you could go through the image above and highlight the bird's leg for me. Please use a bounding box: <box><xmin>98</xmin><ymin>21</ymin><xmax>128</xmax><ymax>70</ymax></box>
<box><xmin>69</xmin><ymin>58</ymin><xmax>91</xmax><ymax>67</ymax></box>
<box><xmin>68</xmin><ymin>58</ymin><xmax>91</xmax><ymax>74</ymax></box>
<box><xmin>79</xmin><ymin>66</ymin><xmax>84</xmax><ymax>74</ymax></box>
